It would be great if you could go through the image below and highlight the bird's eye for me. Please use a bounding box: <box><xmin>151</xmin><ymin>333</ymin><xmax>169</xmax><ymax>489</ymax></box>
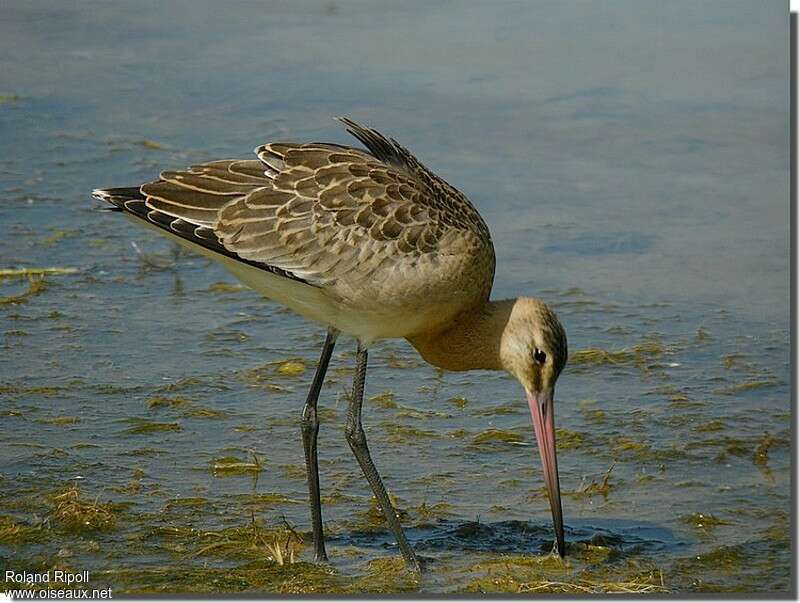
<box><xmin>534</xmin><ymin>348</ymin><xmax>547</xmax><ymax>364</ymax></box>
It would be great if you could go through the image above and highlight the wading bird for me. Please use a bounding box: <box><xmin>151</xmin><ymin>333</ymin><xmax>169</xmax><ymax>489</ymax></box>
<box><xmin>93</xmin><ymin>118</ymin><xmax>568</xmax><ymax>571</ymax></box>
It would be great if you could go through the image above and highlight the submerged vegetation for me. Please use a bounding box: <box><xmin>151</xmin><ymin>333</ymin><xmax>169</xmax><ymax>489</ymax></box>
<box><xmin>463</xmin><ymin>552</ymin><xmax>667</xmax><ymax>594</ymax></box>
<box><xmin>212</xmin><ymin>454</ymin><xmax>263</xmax><ymax>476</ymax></box>
<box><xmin>0</xmin><ymin>275</ymin><xmax>48</xmax><ymax>305</ymax></box>
<box><xmin>0</xmin><ymin>259</ymin><xmax>789</xmax><ymax>594</ymax></box>
<box><xmin>569</xmin><ymin>340</ymin><xmax>679</xmax><ymax>372</ymax></box>
<box><xmin>50</xmin><ymin>484</ymin><xmax>119</xmax><ymax>532</ymax></box>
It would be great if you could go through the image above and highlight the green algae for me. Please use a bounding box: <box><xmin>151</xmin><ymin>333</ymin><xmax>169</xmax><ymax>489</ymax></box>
<box><xmin>714</xmin><ymin>379</ymin><xmax>780</xmax><ymax>395</ymax></box>
<box><xmin>671</xmin><ymin>545</ymin><xmax>746</xmax><ymax>590</ymax></box>
<box><xmin>671</xmin><ymin>538</ymin><xmax>791</xmax><ymax>592</ymax></box>
<box><xmin>212</xmin><ymin>454</ymin><xmax>263</xmax><ymax>476</ymax></box>
<box><xmin>36</xmin><ymin>415</ymin><xmax>80</xmax><ymax>426</ymax></box>
<box><xmin>172</xmin><ymin>517</ymin><xmax>304</xmax><ymax>564</ymax></box>
<box><xmin>122</xmin><ymin>418</ymin><xmax>182</xmax><ymax>435</ymax></box>
<box><xmin>611</xmin><ymin>436</ymin><xmax>650</xmax><ymax>454</ymax></box>
<box><xmin>570</xmin><ymin>347</ymin><xmax>634</xmax><ymax>366</ymax></box>
<box><xmin>242</xmin><ymin>357</ymin><xmax>309</xmax><ymax>383</ymax></box>
<box><xmin>278</xmin><ymin>463</ymin><xmax>307</xmax><ymax>480</ymax></box>
<box><xmin>462</xmin><ymin>552</ymin><xmax>666</xmax><ymax>594</ymax></box>
<box><xmin>571</xmin><ymin>464</ymin><xmax>615</xmax><ymax>498</ymax></box>
<box><xmin>233</xmin><ymin>492</ymin><xmax>301</xmax><ymax>509</ymax></box>
<box><xmin>182</xmin><ymin>406</ymin><xmax>226</xmax><ymax>419</ymax></box>
<box><xmin>344</xmin><ymin>556</ymin><xmax>419</xmax><ymax>593</ymax></box>
<box><xmin>396</xmin><ymin>404</ymin><xmax>451</xmax><ymax>419</ymax></box>
<box><xmin>521</xmin><ymin>574</ymin><xmax>667</xmax><ymax>594</ymax></box>
<box><xmin>0</xmin><ymin>276</ymin><xmax>47</xmax><ymax>305</ymax></box>
<box><xmin>447</xmin><ymin>395</ymin><xmax>469</xmax><ymax>408</ymax></box>
<box><xmin>205</xmin><ymin>329</ymin><xmax>250</xmax><ymax>343</ymax></box>
<box><xmin>555</xmin><ymin>428</ymin><xmax>586</xmax><ymax>450</ymax></box>
<box><xmin>155</xmin><ymin>377</ymin><xmax>214</xmax><ymax>393</ymax></box>
<box><xmin>114</xmin><ymin>476</ymin><xmax>143</xmax><ymax>495</ymax></box>
<box><xmin>687</xmin><ymin>433</ymin><xmax>787</xmax><ymax>465</ymax></box>
<box><xmin>130</xmin><ymin>447</ymin><xmax>165</xmax><ymax>456</ymax></box>
<box><xmin>98</xmin><ymin>562</ymin><xmax>339</xmax><ymax>595</ymax></box>
<box><xmin>753</xmin><ymin>433</ymin><xmax>783</xmax><ymax>466</ymax></box>
<box><xmin>0</xmin><ymin>267</ymin><xmax>78</xmax><ymax>278</ymax></box>
<box><xmin>320</xmin><ymin>489</ymin><xmax>360</xmax><ymax>506</ymax></box>
<box><xmin>146</xmin><ymin>394</ymin><xmax>191</xmax><ymax>408</ymax></box>
<box><xmin>468</xmin><ymin>553</ymin><xmax>568</xmax><ymax>577</ymax></box>
<box><xmin>357</xmin><ymin>493</ymin><xmax>409</xmax><ymax>530</ymax></box>
<box><xmin>369</xmin><ymin>391</ymin><xmax>397</xmax><ymax>408</ymax></box>
<box><xmin>233</xmin><ymin>424</ymin><xmax>257</xmax><ymax>432</ymax></box>
<box><xmin>695</xmin><ymin>419</ymin><xmax>725</xmax><ymax>432</ymax></box>
<box><xmin>472</xmin><ymin>429</ymin><xmax>524</xmax><ymax>445</ymax></box>
<box><xmin>163</xmin><ymin>497</ymin><xmax>210</xmax><ymax>511</ymax></box>
<box><xmin>382</xmin><ymin>352</ymin><xmax>419</xmax><ymax>369</ymax></box>
<box><xmin>668</xmin><ymin>397</ymin><xmax>706</xmax><ymax>409</ymax></box>
<box><xmin>581</xmin><ymin>408</ymin><xmax>606</xmax><ymax>422</ymax></box>
<box><xmin>384</xmin><ymin>424</ymin><xmax>440</xmax><ymax>442</ymax></box>
<box><xmin>203</xmin><ymin>281</ymin><xmax>249</xmax><ymax>294</ymax></box>
<box><xmin>721</xmin><ymin>353</ymin><xmax>745</xmax><ymax>369</ymax></box>
<box><xmin>49</xmin><ymin>485</ymin><xmax>119</xmax><ymax>533</ymax></box>
<box><xmin>473</xmin><ymin>402</ymin><xmax>518</xmax><ymax>416</ymax></box>
<box><xmin>38</xmin><ymin>230</ymin><xmax>75</xmax><ymax>247</ymax></box>
<box><xmin>681</xmin><ymin>513</ymin><xmax>732</xmax><ymax>532</ymax></box>
<box><xmin>675</xmin><ymin>479</ymin><xmax>707</xmax><ymax>488</ymax></box>
<box><xmin>408</xmin><ymin>500</ymin><xmax>454</xmax><ymax>522</ymax></box>
<box><xmin>695</xmin><ymin>327</ymin><xmax>712</xmax><ymax>341</ymax></box>
<box><xmin>570</xmin><ymin>340</ymin><xmax>672</xmax><ymax>368</ymax></box>
<box><xmin>136</xmin><ymin>139</ymin><xmax>165</xmax><ymax>150</ymax></box>
<box><xmin>276</xmin><ymin>360</ymin><xmax>306</xmax><ymax>377</ymax></box>
<box><xmin>0</xmin><ymin>515</ymin><xmax>45</xmax><ymax>544</ymax></box>
<box><xmin>7</xmin><ymin>442</ymin><xmax>48</xmax><ymax>449</ymax></box>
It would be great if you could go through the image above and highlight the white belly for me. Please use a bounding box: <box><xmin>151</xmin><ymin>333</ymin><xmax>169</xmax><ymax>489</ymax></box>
<box><xmin>131</xmin><ymin>216</ymin><xmax>447</xmax><ymax>344</ymax></box>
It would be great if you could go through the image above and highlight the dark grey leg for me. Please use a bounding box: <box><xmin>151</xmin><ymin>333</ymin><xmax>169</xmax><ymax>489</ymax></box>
<box><xmin>301</xmin><ymin>328</ymin><xmax>338</xmax><ymax>562</ymax></box>
<box><xmin>344</xmin><ymin>342</ymin><xmax>421</xmax><ymax>572</ymax></box>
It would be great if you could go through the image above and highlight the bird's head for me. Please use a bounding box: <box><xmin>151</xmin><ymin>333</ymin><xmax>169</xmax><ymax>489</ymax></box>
<box><xmin>499</xmin><ymin>297</ymin><xmax>568</xmax><ymax>394</ymax></box>
<box><xmin>499</xmin><ymin>297</ymin><xmax>568</xmax><ymax>556</ymax></box>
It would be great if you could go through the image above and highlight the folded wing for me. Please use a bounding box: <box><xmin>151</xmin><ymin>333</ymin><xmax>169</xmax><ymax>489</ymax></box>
<box><xmin>95</xmin><ymin>118</ymin><xmax>494</xmax><ymax>297</ymax></box>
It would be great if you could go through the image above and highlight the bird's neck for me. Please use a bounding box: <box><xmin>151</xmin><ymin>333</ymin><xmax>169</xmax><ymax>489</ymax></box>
<box><xmin>406</xmin><ymin>299</ymin><xmax>515</xmax><ymax>372</ymax></box>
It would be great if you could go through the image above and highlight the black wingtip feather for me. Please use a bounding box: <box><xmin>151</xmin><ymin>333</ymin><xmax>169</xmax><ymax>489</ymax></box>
<box><xmin>335</xmin><ymin>116</ymin><xmax>415</xmax><ymax>171</ymax></box>
<box><xmin>92</xmin><ymin>184</ymin><xmax>313</xmax><ymax>287</ymax></box>
<box><xmin>92</xmin><ymin>187</ymin><xmax>143</xmax><ymax>210</ymax></box>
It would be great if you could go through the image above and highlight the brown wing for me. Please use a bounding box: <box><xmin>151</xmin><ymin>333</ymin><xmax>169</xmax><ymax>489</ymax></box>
<box><xmin>93</xmin><ymin>159</ymin><xmax>306</xmax><ymax>282</ymax></box>
<box><xmin>96</xmin><ymin>118</ymin><xmax>494</xmax><ymax>295</ymax></box>
<box><xmin>216</xmin><ymin>118</ymin><xmax>493</xmax><ymax>290</ymax></box>
<box><xmin>215</xmin><ymin>144</ymin><xmax>449</xmax><ymax>286</ymax></box>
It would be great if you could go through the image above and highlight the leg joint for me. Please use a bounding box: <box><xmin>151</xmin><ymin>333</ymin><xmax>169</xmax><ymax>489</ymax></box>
<box><xmin>344</xmin><ymin>420</ymin><xmax>366</xmax><ymax>449</ymax></box>
<box><xmin>301</xmin><ymin>405</ymin><xmax>319</xmax><ymax>433</ymax></box>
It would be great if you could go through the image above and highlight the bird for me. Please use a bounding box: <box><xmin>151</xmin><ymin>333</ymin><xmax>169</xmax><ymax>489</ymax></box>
<box><xmin>92</xmin><ymin>117</ymin><xmax>568</xmax><ymax>571</ymax></box>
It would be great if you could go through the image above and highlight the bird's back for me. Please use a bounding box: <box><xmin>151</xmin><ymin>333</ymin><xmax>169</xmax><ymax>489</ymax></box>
<box><xmin>95</xmin><ymin>118</ymin><xmax>496</xmax><ymax>342</ymax></box>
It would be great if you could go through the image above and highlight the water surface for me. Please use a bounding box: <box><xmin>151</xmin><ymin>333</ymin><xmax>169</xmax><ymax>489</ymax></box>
<box><xmin>0</xmin><ymin>0</ymin><xmax>790</xmax><ymax>594</ymax></box>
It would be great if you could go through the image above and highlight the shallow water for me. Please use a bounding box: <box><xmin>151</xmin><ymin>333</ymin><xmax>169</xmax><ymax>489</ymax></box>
<box><xmin>0</xmin><ymin>0</ymin><xmax>790</xmax><ymax>594</ymax></box>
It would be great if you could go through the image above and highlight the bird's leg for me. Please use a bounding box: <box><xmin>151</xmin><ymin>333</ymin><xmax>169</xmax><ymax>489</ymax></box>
<box><xmin>300</xmin><ymin>327</ymin><xmax>338</xmax><ymax>562</ymax></box>
<box><xmin>345</xmin><ymin>342</ymin><xmax>421</xmax><ymax>572</ymax></box>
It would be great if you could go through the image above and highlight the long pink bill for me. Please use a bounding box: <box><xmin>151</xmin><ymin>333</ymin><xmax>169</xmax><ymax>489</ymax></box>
<box><xmin>526</xmin><ymin>388</ymin><xmax>566</xmax><ymax>557</ymax></box>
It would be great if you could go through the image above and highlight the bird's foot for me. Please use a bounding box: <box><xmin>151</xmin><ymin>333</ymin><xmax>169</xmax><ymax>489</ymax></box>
<box><xmin>313</xmin><ymin>552</ymin><xmax>329</xmax><ymax>564</ymax></box>
<box><xmin>402</xmin><ymin>551</ymin><xmax>423</xmax><ymax>574</ymax></box>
